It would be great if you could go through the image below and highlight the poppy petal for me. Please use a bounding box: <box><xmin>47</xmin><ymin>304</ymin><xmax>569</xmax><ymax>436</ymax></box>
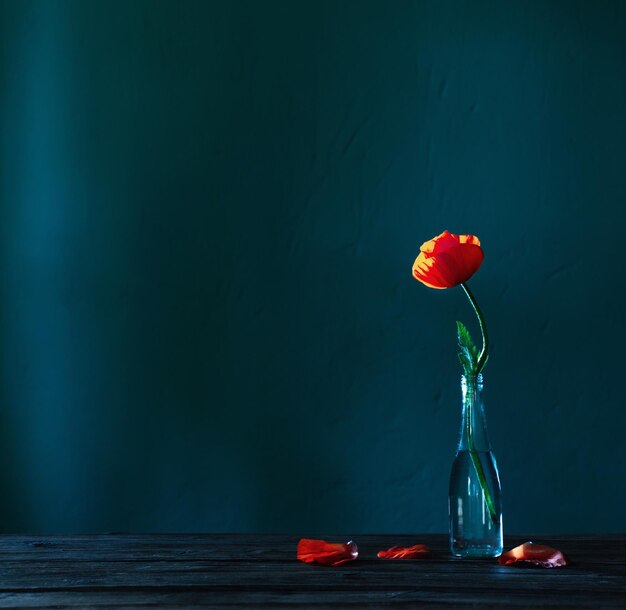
<box><xmin>435</xmin><ymin>246</ymin><xmax>484</xmax><ymax>286</ymax></box>
<box><xmin>420</xmin><ymin>230</ymin><xmax>481</xmax><ymax>254</ymax></box>
<box><xmin>377</xmin><ymin>544</ymin><xmax>432</xmax><ymax>559</ymax></box>
<box><xmin>420</xmin><ymin>230</ymin><xmax>459</xmax><ymax>254</ymax></box>
<box><xmin>297</xmin><ymin>539</ymin><xmax>358</xmax><ymax>566</ymax></box>
<box><xmin>412</xmin><ymin>231</ymin><xmax>484</xmax><ymax>289</ymax></box>
<box><xmin>412</xmin><ymin>253</ymin><xmax>449</xmax><ymax>289</ymax></box>
<box><xmin>498</xmin><ymin>542</ymin><xmax>569</xmax><ymax>568</ymax></box>
<box><xmin>458</xmin><ymin>234</ymin><xmax>481</xmax><ymax>246</ymax></box>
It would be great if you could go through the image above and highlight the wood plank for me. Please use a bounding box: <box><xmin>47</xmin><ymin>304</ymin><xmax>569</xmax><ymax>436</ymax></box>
<box><xmin>0</xmin><ymin>533</ymin><xmax>622</xmax><ymax>560</ymax></box>
<box><xmin>0</xmin><ymin>589</ymin><xmax>622</xmax><ymax>609</ymax></box>
<box><xmin>0</xmin><ymin>534</ymin><xmax>621</xmax><ymax>609</ymax></box>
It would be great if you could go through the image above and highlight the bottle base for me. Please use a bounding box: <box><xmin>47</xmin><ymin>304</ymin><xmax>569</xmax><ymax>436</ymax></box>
<box><xmin>450</xmin><ymin>544</ymin><xmax>502</xmax><ymax>558</ymax></box>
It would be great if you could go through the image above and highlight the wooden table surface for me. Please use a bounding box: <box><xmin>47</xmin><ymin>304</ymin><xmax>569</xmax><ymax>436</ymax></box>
<box><xmin>0</xmin><ymin>534</ymin><xmax>623</xmax><ymax>608</ymax></box>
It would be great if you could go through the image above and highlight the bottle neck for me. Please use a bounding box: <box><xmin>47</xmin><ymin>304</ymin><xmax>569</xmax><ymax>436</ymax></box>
<box><xmin>457</xmin><ymin>374</ymin><xmax>491</xmax><ymax>452</ymax></box>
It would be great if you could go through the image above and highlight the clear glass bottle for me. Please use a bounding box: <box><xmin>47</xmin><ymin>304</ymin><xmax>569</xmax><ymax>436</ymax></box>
<box><xmin>449</xmin><ymin>374</ymin><xmax>503</xmax><ymax>558</ymax></box>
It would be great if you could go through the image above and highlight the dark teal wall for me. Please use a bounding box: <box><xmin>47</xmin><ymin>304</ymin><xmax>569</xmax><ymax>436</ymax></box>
<box><xmin>1</xmin><ymin>0</ymin><xmax>625</xmax><ymax>534</ymax></box>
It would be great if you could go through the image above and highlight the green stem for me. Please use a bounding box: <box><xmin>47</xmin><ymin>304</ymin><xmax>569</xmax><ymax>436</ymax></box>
<box><xmin>460</xmin><ymin>282</ymin><xmax>497</xmax><ymax>525</ymax></box>
<box><xmin>460</xmin><ymin>283</ymin><xmax>488</xmax><ymax>374</ymax></box>
<box><xmin>465</xmin><ymin>387</ymin><xmax>498</xmax><ymax>525</ymax></box>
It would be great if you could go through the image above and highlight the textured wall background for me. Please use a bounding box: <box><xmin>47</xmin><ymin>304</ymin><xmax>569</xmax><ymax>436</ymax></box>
<box><xmin>1</xmin><ymin>0</ymin><xmax>625</xmax><ymax>534</ymax></box>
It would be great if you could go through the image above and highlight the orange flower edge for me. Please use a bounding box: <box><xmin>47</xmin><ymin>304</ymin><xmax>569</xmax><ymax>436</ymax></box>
<box><xmin>377</xmin><ymin>544</ymin><xmax>432</xmax><ymax>560</ymax></box>
<box><xmin>498</xmin><ymin>542</ymin><xmax>569</xmax><ymax>568</ymax></box>
<box><xmin>412</xmin><ymin>230</ymin><xmax>484</xmax><ymax>289</ymax></box>
<box><xmin>297</xmin><ymin>538</ymin><xmax>358</xmax><ymax>567</ymax></box>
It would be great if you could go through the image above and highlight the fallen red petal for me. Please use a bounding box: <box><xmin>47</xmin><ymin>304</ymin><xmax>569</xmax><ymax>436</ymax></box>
<box><xmin>498</xmin><ymin>542</ymin><xmax>569</xmax><ymax>568</ymax></box>
<box><xmin>297</xmin><ymin>538</ymin><xmax>358</xmax><ymax>566</ymax></box>
<box><xmin>377</xmin><ymin>544</ymin><xmax>432</xmax><ymax>560</ymax></box>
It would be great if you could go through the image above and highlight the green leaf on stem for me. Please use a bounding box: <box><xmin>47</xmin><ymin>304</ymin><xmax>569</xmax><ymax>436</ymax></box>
<box><xmin>456</xmin><ymin>320</ymin><xmax>479</xmax><ymax>377</ymax></box>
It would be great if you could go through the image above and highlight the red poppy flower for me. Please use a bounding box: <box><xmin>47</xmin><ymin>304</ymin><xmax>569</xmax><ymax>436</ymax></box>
<box><xmin>498</xmin><ymin>542</ymin><xmax>569</xmax><ymax>568</ymax></box>
<box><xmin>297</xmin><ymin>539</ymin><xmax>358</xmax><ymax>566</ymax></box>
<box><xmin>377</xmin><ymin>544</ymin><xmax>431</xmax><ymax>559</ymax></box>
<box><xmin>412</xmin><ymin>230</ymin><xmax>484</xmax><ymax>289</ymax></box>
